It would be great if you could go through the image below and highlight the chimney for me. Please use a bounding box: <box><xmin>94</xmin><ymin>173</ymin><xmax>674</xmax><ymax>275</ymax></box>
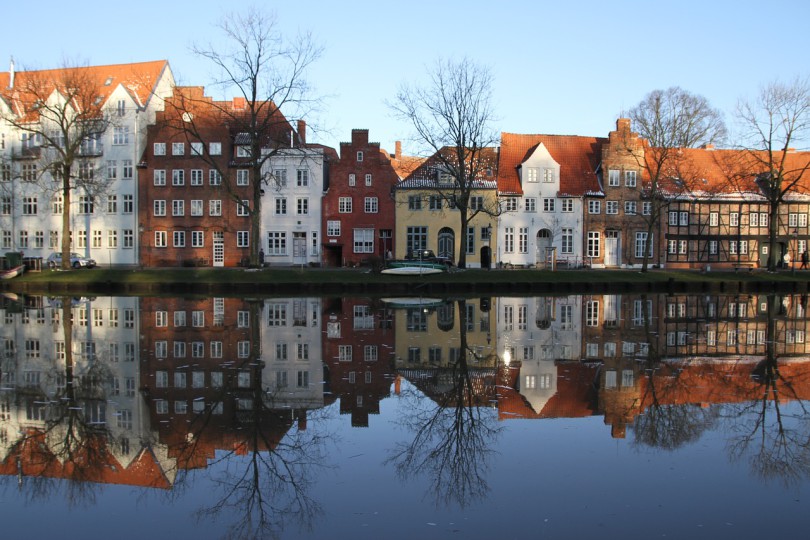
<box><xmin>8</xmin><ymin>56</ymin><xmax>14</xmax><ymax>89</ymax></box>
<box><xmin>395</xmin><ymin>140</ymin><xmax>402</xmax><ymax>160</ymax></box>
<box><xmin>232</xmin><ymin>96</ymin><xmax>246</xmax><ymax>110</ymax></box>
<box><xmin>297</xmin><ymin>119</ymin><xmax>306</xmax><ymax>144</ymax></box>
<box><xmin>617</xmin><ymin>118</ymin><xmax>631</xmax><ymax>131</ymax></box>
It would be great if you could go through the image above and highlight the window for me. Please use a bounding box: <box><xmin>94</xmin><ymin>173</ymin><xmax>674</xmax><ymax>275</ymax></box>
<box><xmin>153</xmin><ymin>169</ymin><xmax>166</xmax><ymax>186</ymax></box>
<box><xmin>236</xmin><ymin>146</ymin><xmax>250</xmax><ymax>158</ymax></box>
<box><xmin>518</xmin><ymin>227</ymin><xmax>528</xmax><ymax>254</ymax></box>
<box><xmin>709</xmin><ymin>240</ymin><xmax>718</xmax><ymax>254</ymax></box>
<box><xmin>237</xmin><ymin>169</ymin><xmax>249</xmax><ymax>186</ymax></box>
<box><xmin>709</xmin><ymin>212</ymin><xmax>719</xmax><ymax>226</ymax></box>
<box><xmin>356</xmin><ymin>151</ymin><xmax>363</xmax><ymax>162</ymax></box>
<box><xmin>608</xmin><ymin>169</ymin><xmax>619</xmax><ymax>186</ymax></box>
<box><xmin>642</xmin><ymin>201</ymin><xmax>652</xmax><ymax>215</ymax></box>
<box><xmin>237</xmin><ymin>231</ymin><xmax>249</xmax><ymax>247</ymax></box>
<box><xmin>353</xmin><ymin>228</ymin><xmax>374</xmax><ymax>253</ymax></box>
<box><xmin>268</xmin><ymin>232</ymin><xmax>287</xmax><ymax>255</ymax></box>
<box><xmin>190</xmin><ymin>169</ymin><xmax>203</xmax><ymax>186</ymax></box>
<box><xmin>585</xmin><ymin>300</ymin><xmax>600</xmax><ymax>327</ymax></box>
<box><xmin>275</xmin><ymin>198</ymin><xmax>287</xmax><ymax>215</ymax></box>
<box><xmin>22</xmin><ymin>163</ymin><xmax>36</xmax><ymax>181</ymax></box>
<box><xmin>470</xmin><ymin>196</ymin><xmax>484</xmax><ymax>211</ymax></box>
<box><xmin>123</xmin><ymin>194</ymin><xmax>133</xmax><ymax>214</ymax></box>
<box><xmin>543</xmin><ymin>198</ymin><xmax>556</xmax><ymax>212</ymax></box>
<box><xmin>191</xmin><ymin>231</ymin><xmax>204</xmax><ymax>247</ymax></box>
<box><xmin>172</xmin><ymin>200</ymin><xmax>185</xmax><ymax>216</ymax></box>
<box><xmin>429</xmin><ymin>195</ymin><xmax>442</xmax><ymax>210</ymax></box>
<box><xmin>730</xmin><ymin>212</ymin><xmax>739</xmax><ymax>226</ymax></box>
<box><xmin>107</xmin><ymin>230</ymin><xmax>117</xmax><ymax>248</ymax></box>
<box><xmin>562</xmin><ymin>228</ymin><xmax>573</xmax><ymax>254</ymax></box>
<box><xmin>113</xmin><ymin>126</ymin><xmax>130</xmax><ymax>145</ymax></box>
<box><xmin>561</xmin><ymin>199</ymin><xmax>573</xmax><ymax>213</ymax></box>
<box><xmin>679</xmin><ymin>211</ymin><xmax>689</xmax><ymax>226</ymax></box>
<box><xmin>408</xmin><ymin>196</ymin><xmax>422</xmax><ymax>210</ymax></box>
<box><xmin>172</xmin><ymin>142</ymin><xmax>184</xmax><ymax>155</ymax></box>
<box><xmin>606</xmin><ymin>201</ymin><xmax>619</xmax><ymax>214</ymax></box>
<box><xmin>209</xmin><ymin>142</ymin><xmax>221</xmax><ymax>155</ymax></box>
<box><xmin>525</xmin><ymin>198</ymin><xmax>536</xmax><ymax>212</ymax></box>
<box><xmin>122</xmin><ymin>160</ymin><xmax>133</xmax><ymax>180</ymax></box>
<box><xmin>526</xmin><ymin>168</ymin><xmax>538</xmax><ymax>182</ymax></box>
<box><xmin>625</xmin><ymin>170</ymin><xmax>637</xmax><ymax>187</ymax></box>
<box><xmin>348</xmin><ymin>173</ymin><xmax>356</xmax><ymax>186</ymax></box>
<box><xmin>327</xmin><ymin>220</ymin><xmax>340</xmax><ymax>236</ymax></box>
<box><xmin>107</xmin><ymin>160</ymin><xmax>117</xmax><ymax>180</ymax></box>
<box><xmin>123</xmin><ymin>229</ymin><xmax>133</xmax><ymax>248</ymax></box>
<box><xmin>107</xmin><ymin>195</ymin><xmax>118</xmax><ymax>214</ymax></box>
<box><xmin>173</xmin><ymin>231</ymin><xmax>185</xmax><ymax>247</ymax></box>
<box><xmin>297</xmin><ymin>169</ymin><xmax>309</xmax><ymax>187</ymax></box>
<box><xmin>155</xmin><ymin>231</ymin><xmax>167</xmax><ymax>248</ymax></box>
<box><xmin>339</xmin><ymin>197</ymin><xmax>353</xmax><ymax>213</ymax></box>
<box><xmin>635</xmin><ymin>232</ymin><xmax>651</xmax><ymax>258</ymax></box>
<box><xmin>172</xmin><ymin>169</ymin><xmax>184</xmax><ymax>186</ymax></box>
<box><xmin>22</xmin><ymin>196</ymin><xmax>37</xmax><ymax>215</ymax></box>
<box><xmin>154</xmin><ymin>200</ymin><xmax>166</xmax><ymax>216</ymax></box>
<box><xmin>209</xmin><ymin>169</ymin><xmax>222</xmax><ymax>185</ymax></box>
<box><xmin>543</xmin><ymin>169</ymin><xmax>554</xmax><ymax>183</ymax></box>
<box><xmin>364</xmin><ymin>197</ymin><xmax>378</xmax><ymax>213</ymax></box>
<box><xmin>156</xmin><ymin>311</ymin><xmax>168</xmax><ymax>327</ymax></box>
<box><xmin>406</xmin><ymin>226</ymin><xmax>428</xmax><ymax>253</ymax></box>
<box><xmin>209</xmin><ymin>200</ymin><xmax>222</xmax><ymax>216</ymax></box>
<box><xmin>588</xmin><ymin>200</ymin><xmax>601</xmax><ymax>214</ymax></box>
<box><xmin>504</xmin><ymin>227</ymin><xmax>514</xmax><ymax>253</ymax></box>
<box><xmin>587</xmin><ymin>231</ymin><xmax>600</xmax><ymax>258</ymax></box>
<box><xmin>237</xmin><ymin>200</ymin><xmax>250</xmax><ymax>216</ymax></box>
<box><xmin>365</xmin><ymin>173</ymin><xmax>372</xmax><ymax>186</ymax></box>
<box><xmin>625</xmin><ymin>201</ymin><xmax>637</xmax><ymax>214</ymax></box>
<box><xmin>154</xmin><ymin>142</ymin><xmax>166</xmax><ymax>155</ymax></box>
<box><xmin>296</xmin><ymin>198</ymin><xmax>308</xmax><ymax>215</ymax></box>
<box><xmin>190</xmin><ymin>199</ymin><xmax>203</xmax><ymax>216</ymax></box>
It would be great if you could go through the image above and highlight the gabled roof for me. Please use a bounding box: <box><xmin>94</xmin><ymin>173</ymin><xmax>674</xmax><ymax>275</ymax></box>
<box><xmin>0</xmin><ymin>60</ymin><xmax>170</xmax><ymax>120</ymax></box>
<box><xmin>498</xmin><ymin>132</ymin><xmax>605</xmax><ymax>196</ymax></box>
<box><xmin>396</xmin><ymin>146</ymin><xmax>498</xmax><ymax>190</ymax></box>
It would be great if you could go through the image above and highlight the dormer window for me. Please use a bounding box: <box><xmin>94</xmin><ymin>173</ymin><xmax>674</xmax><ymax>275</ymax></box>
<box><xmin>236</xmin><ymin>146</ymin><xmax>250</xmax><ymax>158</ymax></box>
<box><xmin>104</xmin><ymin>77</ymin><xmax>113</xmax><ymax>86</ymax></box>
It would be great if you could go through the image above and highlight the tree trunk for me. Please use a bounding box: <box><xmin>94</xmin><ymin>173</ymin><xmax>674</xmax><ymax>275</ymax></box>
<box><xmin>61</xmin><ymin>166</ymin><xmax>72</xmax><ymax>270</ymax></box>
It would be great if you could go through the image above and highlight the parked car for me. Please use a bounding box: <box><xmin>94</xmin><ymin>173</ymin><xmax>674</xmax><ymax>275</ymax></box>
<box><xmin>404</xmin><ymin>249</ymin><xmax>453</xmax><ymax>267</ymax></box>
<box><xmin>46</xmin><ymin>252</ymin><xmax>96</xmax><ymax>269</ymax></box>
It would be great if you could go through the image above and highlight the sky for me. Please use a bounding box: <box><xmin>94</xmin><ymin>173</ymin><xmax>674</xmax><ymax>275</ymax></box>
<box><xmin>3</xmin><ymin>0</ymin><xmax>810</xmax><ymax>155</ymax></box>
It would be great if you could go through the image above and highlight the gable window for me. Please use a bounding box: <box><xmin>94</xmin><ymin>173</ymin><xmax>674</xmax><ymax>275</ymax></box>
<box><xmin>297</xmin><ymin>169</ymin><xmax>309</xmax><ymax>187</ymax></box>
<box><xmin>526</xmin><ymin>168</ymin><xmax>538</xmax><ymax>182</ymax></box>
<box><xmin>209</xmin><ymin>142</ymin><xmax>221</xmax><ymax>155</ymax></box>
<box><xmin>339</xmin><ymin>197</ymin><xmax>352</xmax><ymax>213</ymax></box>
<box><xmin>171</xmin><ymin>142</ymin><xmax>184</xmax><ymax>155</ymax></box>
<box><xmin>625</xmin><ymin>170</ymin><xmax>637</xmax><ymax>187</ymax></box>
<box><xmin>154</xmin><ymin>142</ymin><xmax>166</xmax><ymax>155</ymax></box>
<box><xmin>356</xmin><ymin>151</ymin><xmax>363</xmax><ymax>162</ymax></box>
<box><xmin>236</xmin><ymin>146</ymin><xmax>250</xmax><ymax>158</ymax></box>
<box><xmin>608</xmin><ymin>169</ymin><xmax>619</xmax><ymax>186</ymax></box>
<box><xmin>543</xmin><ymin>169</ymin><xmax>554</xmax><ymax>183</ymax></box>
<box><xmin>113</xmin><ymin>126</ymin><xmax>130</xmax><ymax>145</ymax></box>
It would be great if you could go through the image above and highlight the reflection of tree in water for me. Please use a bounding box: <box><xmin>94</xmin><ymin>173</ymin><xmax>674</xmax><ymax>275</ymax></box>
<box><xmin>388</xmin><ymin>299</ymin><xmax>501</xmax><ymax>508</ymax></box>
<box><xmin>2</xmin><ymin>298</ymin><xmax>115</xmax><ymax>507</ymax></box>
<box><xmin>631</xmin><ymin>294</ymin><xmax>717</xmax><ymax>450</ymax></box>
<box><xmin>723</xmin><ymin>294</ymin><xmax>810</xmax><ymax>486</ymax></box>
<box><xmin>164</xmin><ymin>301</ymin><xmax>334</xmax><ymax>540</ymax></box>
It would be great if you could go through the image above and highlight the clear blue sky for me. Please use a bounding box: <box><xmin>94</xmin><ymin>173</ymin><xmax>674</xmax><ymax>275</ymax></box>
<box><xmin>4</xmin><ymin>0</ymin><xmax>809</xmax><ymax>154</ymax></box>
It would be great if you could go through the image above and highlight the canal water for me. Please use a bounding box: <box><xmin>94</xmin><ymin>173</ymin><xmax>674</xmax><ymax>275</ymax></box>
<box><xmin>0</xmin><ymin>292</ymin><xmax>807</xmax><ymax>539</ymax></box>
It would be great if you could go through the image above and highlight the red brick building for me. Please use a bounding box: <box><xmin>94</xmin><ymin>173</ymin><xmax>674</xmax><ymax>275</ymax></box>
<box><xmin>139</xmin><ymin>87</ymin><xmax>292</xmax><ymax>267</ymax></box>
<box><xmin>322</xmin><ymin>129</ymin><xmax>399</xmax><ymax>266</ymax></box>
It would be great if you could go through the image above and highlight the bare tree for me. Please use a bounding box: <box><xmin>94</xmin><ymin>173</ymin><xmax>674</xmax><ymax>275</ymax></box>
<box><xmin>0</xmin><ymin>63</ymin><xmax>114</xmax><ymax>269</ymax></box>
<box><xmin>626</xmin><ymin>87</ymin><xmax>727</xmax><ymax>272</ymax></box>
<box><xmin>735</xmin><ymin>77</ymin><xmax>810</xmax><ymax>271</ymax></box>
<box><xmin>167</xmin><ymin>7</ymin><xmax>322</xmax><ymax>266</ymax></box>
<box><xmin>391</xmin><ymin>58</ymin><xmax>500</xmax><ymax>268</ymax></box>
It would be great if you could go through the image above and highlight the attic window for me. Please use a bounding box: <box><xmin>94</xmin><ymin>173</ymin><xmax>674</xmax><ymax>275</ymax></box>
<box><xmin>104</xmin><ymin>77</ymin><xmax>113</xmax><ymax>86</ymax></box>
<box><xmin>94</xmin><ymin>96</ymin><xmax>103</xmax><ymax>105</ymax></box>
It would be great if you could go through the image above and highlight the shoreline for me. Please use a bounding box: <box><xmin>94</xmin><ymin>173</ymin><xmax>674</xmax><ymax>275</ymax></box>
<box><xmin>3</xmin><ymin>266</ymin><xmax>810</xmax><ymax>297</ymax></box>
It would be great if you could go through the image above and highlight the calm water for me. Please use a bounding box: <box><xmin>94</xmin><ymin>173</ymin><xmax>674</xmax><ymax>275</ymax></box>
<box><xmin>0</xmin><ymin>292</ymin><xmax>808</xmax><ymax>539</ymax></box>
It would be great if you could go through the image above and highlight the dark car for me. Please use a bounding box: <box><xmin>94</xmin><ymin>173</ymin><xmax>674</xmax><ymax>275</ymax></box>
<box><xmin>405</xmin><ymin>249</ymin><xmax>453</xmax><ymax>267</ymax></box>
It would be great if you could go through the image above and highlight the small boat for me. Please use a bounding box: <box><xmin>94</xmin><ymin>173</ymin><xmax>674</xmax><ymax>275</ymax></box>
<box><xmin>382</xmin><ymin>297</ymin><xmax>445</xmax><ymax>309</ymax></box>
<box><xmin>381</xmin><ymin>264</ymin><xmax>445</xmax><ymax>275</ymax></box>
<box><xmin>0</xmin><ymin>265</ymin><xmax>24</xmax><ymax>280</ymax></box>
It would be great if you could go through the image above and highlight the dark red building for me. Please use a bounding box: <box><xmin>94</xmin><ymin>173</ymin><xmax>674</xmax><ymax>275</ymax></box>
<box><xmin>321</xmin><ymin>129</ymin><xmax>399</xmax><ymax>267</ymax></box>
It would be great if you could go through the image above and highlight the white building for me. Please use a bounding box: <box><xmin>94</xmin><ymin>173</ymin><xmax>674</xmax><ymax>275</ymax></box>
<box><xmin>496</xmin><ymin>133</ymin><xmax>604</xmax><ymax>268</ymax></box>
<box><xmin>260</xmin><ymin>145</ymin><xmax>331</xmax><ymax>266</ymax></box>
<box><xmin>0</xmin><ymin>61</ymin><xmax>175</xmax><ymax>266</ymax></box>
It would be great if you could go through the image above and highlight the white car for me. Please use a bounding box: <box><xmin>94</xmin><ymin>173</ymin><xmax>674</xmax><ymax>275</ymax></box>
<box><xmin>46</xmin><ymin>252</ymin><xmax>97</xmax><ymax>269</ymax></box>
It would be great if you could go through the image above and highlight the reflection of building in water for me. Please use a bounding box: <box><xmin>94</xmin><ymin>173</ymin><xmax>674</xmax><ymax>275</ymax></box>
<box><xmin>322</xmin><ymin>298</ymin><xmax>396</xmax><ymax>426</ymax></box>
<box><xmin>392</xmin><ymin>298</ymin><xmax>495</xmax><ymax>370</ymax></box>
<box><xmin>0</xmin><ymin>296</ymin><xmax>160</xmax><ymax>486</ymax></box>
<box><xmin>496</xmin><ymin>296</ymin><xmax>582</xmax><ymax>413</ymax></box>
<box><xmin>261</xmin><ymin>297</ymin><xmax>324</xmax><ymax>410</ymax></box>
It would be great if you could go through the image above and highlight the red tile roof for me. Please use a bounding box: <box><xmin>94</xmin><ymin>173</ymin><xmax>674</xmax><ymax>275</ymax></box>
<box><xmin>0</xmin><ymin>60</ymin><xmax>170</xmax><ymax>120</ymax></box>
<box><xmin>498</xmin><ymin>132</ymin><xmax>605</xmax><ymax>196</ymax></box>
